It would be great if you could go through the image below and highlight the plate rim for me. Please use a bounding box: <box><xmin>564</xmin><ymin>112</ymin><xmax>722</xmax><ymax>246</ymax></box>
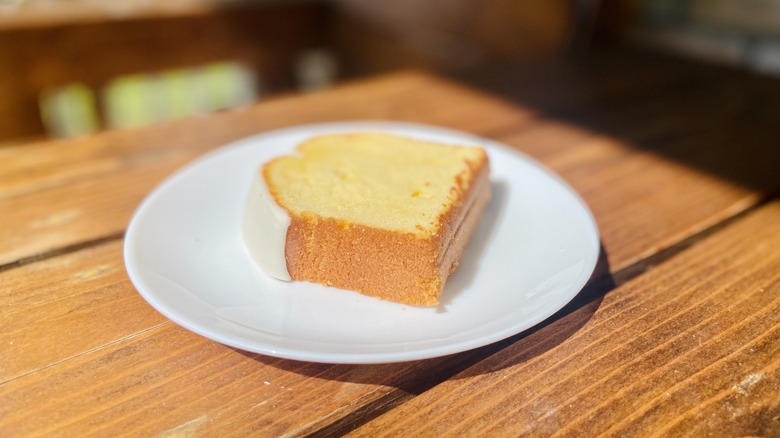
<box><xmin>124</xmin><ymin>121</ymin><xmax>601</xmax><ymax>364</ymax></box>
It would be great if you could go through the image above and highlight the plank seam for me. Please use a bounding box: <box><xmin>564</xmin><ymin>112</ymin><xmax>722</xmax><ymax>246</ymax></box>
<box><xmin>0</xmin><ymin>231</ymin><xmax>125</xmax><ymax>274</ymax></box>
<box><xmin>0</xmin><ymin>320</ymin><xmax>171</xmax><ymax>386</ymax></box>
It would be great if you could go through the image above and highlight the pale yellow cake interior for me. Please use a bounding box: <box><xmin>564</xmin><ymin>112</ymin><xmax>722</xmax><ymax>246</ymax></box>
<box><xmin>264</xmin><ymin>133</ymin><xmax>485</xmax><ymax>236</ymax></box>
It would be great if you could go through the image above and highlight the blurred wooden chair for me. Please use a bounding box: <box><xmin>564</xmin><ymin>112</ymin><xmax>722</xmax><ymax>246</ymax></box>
<box><xmin>0</xmin><ymin>1</ymin><xmax>330</xmax><ymax>143</ymax></box>
<box><xmin>1</xmin><ymin>0</ymin><xmax>610</xmax><ymax>143</ymax></box>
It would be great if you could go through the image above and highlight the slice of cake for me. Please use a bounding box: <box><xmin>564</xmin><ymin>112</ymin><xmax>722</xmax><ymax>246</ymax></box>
<box><xmin>242</xmin><ymin>133</ymin><xmax>490</xmax><ymax>306</ymax></box>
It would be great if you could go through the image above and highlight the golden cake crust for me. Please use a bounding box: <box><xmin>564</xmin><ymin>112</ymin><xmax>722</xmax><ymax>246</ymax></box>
<box><xmin>263</xmin><ymin>133</ymin><xmax>491</xmax><ymax>306</ymax></box>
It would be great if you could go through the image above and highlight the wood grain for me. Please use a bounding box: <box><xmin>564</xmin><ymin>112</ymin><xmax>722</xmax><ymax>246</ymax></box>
<box><xmin>3</xmin><ymin>63</ymin><xmax>780</xmax><ymax>436</ymax></box>
<box><xmin>0</xmin><ymin>241</ymin><xmax>166</xmax><ymax>383</ymax></box>
<box><xmin>0</xmin><ymin>72</ymin><xmax>532</xmax><ymax>266</ymax></box>
<box><xmin>1</xmin><ymin>322</ymin><xmax>397</xmax><ymax>436</ymax></box>
<box><xmin>0</xmin><ymin>253</ymin><xmax>489</xmax><ymax>438</ymax></box>
<box><xmin>5</xmin><ymin>62</ymin><xmax>780</xmax><ymax>273</ymax></box>
<box><xmin>0</xmin><ymin>72</ymin><xmax>533</xmax><ymax>436</ymax></box>
<box><xmin>349</xmin><ymin>202</ymin><xmax>780</xmax><ymax>437</ymax></box>
<box><xmin>501</xmin><ymin>120</ymin><xmax>765</xmax><ymax>269</ymax></box>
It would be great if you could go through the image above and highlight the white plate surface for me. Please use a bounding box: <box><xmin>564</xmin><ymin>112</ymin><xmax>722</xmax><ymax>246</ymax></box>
<box><xmin>124</xmin><ymin>122</ymin><xmax>600</xmax><ymax>363</ymax></box>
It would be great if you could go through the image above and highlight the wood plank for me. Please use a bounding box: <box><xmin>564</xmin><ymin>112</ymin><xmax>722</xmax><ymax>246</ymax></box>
<box><xmin>0</xmin><ymin>239</ymin><xmax>593</xmax><ymax>437</ymax></box>
<box><xmin>0</xmin><ymin>72</ymin><xmax>533</xmax><ymax>266</ymax></box>
<box><xmin>481</xmin><ymin>54</ymin><xmax>780</xmax><ymax>269</ymax></box>
<box><xmin>0</xmin><ymin>72</ymin><xmax>528</xmax><ymax>199</ymax></box>
<box><xmin>1</xmin><ymin>322</ymin><xmax>390</xmax><ymax>437</ymax></box>
<box><xmin>0</xmin><ymin>241</ymin><xmax>166</xmax><ymax>383</ymax></box>
<box><xmin>0</xmin><ymin>234</ymin><xmax>505</xmax><ymax>436</ymax></box>
<box><xmin>3</xmin><ymin>68</ymin><xmax>780</xmax><ymax>436</ymax></box>
<box><xmin>5</xmin><ymin>66</ymin><xmax>780</xmax><ymax>274</ymax></box>
<box><xmin>461</xmin><ymin>49</ymin><xmax>780</xmax><ymax>190</ymax></box>
<box><xmin>502</xmin><ymin>120</ymin><xmax>767</xmax><ymax>269</ymax></box>
<box><xmin>0</xmin><ymin>72</ymin><xmax>449</xmax><ymax>197</ymax></box>
<box><xmin>456</xmin><ymin>48</ymin><xmax>780</xmax><ymax>122</ymax></box>
<box><xmin>0</xmin><ymin>73</ymin><xmax>535</xmax><ymax>436</ymax></box>
<box><xmin>348</xmin><ymin>201</ymin><xmax>780</xmax><ymax>437</ymax></box>
<box><xmin>0</xmin><ymin>290</ymin><xmax>485</xmax><ymax>436</ymax></box>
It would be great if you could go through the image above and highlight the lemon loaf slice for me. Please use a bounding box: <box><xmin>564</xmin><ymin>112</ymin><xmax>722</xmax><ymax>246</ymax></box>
<box><xmin>243</xmin><ymin>133</ymin><xmax>490</xmax><ymax>306</ymax></box>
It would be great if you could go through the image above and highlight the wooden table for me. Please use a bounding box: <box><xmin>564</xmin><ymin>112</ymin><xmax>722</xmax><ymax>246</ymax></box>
<box><xmin>2</xmin><ymin>51</ymin><xmax>780</xmax><ymax>436</ymax></box>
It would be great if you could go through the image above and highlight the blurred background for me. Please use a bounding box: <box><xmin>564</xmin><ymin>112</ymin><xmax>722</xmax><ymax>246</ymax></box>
<box><xmin>1</xmin><ymin>0</ymin><xmax>779</xmax><ymax>143</ymax></box>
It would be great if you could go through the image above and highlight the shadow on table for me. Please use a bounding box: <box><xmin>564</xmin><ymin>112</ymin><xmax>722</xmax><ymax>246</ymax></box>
<box><xmin>451</xmin><ymin>244</ymin><xmax>613</xmax><ymax>379</ymax></box>
<box><xmin>453</xmin><ymin>49</ymin><xmax>780</xmax><ymax>195</ymax></box>
<box><xmin>236</xmin><ymin>244</ymin><xmax>614</xmax><ymax>389</ymax></box>
<box><xmin>231</xmin><ymin>247</ymin><xmax>612</xmax><ymax>436</ymax></box>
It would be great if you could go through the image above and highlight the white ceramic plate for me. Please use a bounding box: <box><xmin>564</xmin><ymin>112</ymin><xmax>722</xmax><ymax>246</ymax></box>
<box><xmin>124</xmin><ymin>122</ymin><xmax>600</xmax><ymax>364</ymax></box>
